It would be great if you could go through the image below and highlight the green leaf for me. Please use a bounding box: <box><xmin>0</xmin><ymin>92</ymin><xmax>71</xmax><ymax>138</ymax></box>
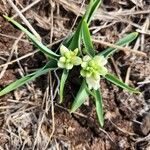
<box><xmin>94</xmin><ymin>89</ymin><xmax>104</xmax><ymax>127</ymax></box>
<box><xmin>84</xmin><ymin>0</ymin><xmax>94</xmax><ymax>23</ymax></box>
<box><xmin>105</xmin><ymin>73</ymin><xmax>140</xmax><ymax>93</ymax></box>
<box><xmin>84</xmin><ymin>0</ymin><xmax>101</xmax><ymax>24</ymax></box>
<box><xmin>59</xmin><ymin>0</ymin><xmax>101</xmax><ymax>106</ymax></box>
<box><xmin>87</xmin><ymin>0</ymin><xmax>101</xmax><ymax>23</ymax></box>
<box><xmin>68</xmin><ymin>0</ymin><xmax>101</xmax><ymax>51</ymax></box>
<box><xmin>62</xmin><ymin>34</ymin><xmax>74</xmax><ymax>48</ymax></box>
<box><xmin>4</xmin><ymin>16</ymin><xmax>59</xmax><ymax>59</ymax></box>
<box><xmin>60</xmin><ymin>19</ymin><xmax>84</xmax><ymax>103</ymax></box>
<box><xmin>70</xmin><ymin>80</ymin><xmax>89</xmax><ymax>113</ymax></box>
<box><xmin>99</xmin><ymin>32</ymin><xmax>138</xmax><ymax>58</ymax></box>
<box><xmin>68</xmin><ymin>19</ymin><xmax>84</xmax><ymax>50</ymax></box>
<box><xmin>82</xmin><ymin>20</ymin><xmax>95</xmax><ymax>57</ymax></box>
<box><xmin>59</xmin><ymin>69</ymin><xmax>69</xmax><ymax>103</ymax></box>
<box><xmin>0</xmin><ymin>60</ymin><xmax>57</xmax><ymax>96</ymax></box>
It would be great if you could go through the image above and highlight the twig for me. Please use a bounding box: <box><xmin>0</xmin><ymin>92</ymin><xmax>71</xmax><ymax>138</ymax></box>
<box><xmin>7</xmin><ymin>0</ymin><xmax>41</xmax><ymax>41</ymax></box>
<box><xmin>136</xmin><ymin>29</ymin><xmax>150</xmax><ymax>35</ymax></box>
<box><xmin>7</xmin><ymin>99</ymin><xmax>40</xmax><ymax>106</ymax></box>
<box><xmin>12</xmin><ymin>0</ymin><xmax>42</xmax><ymax>18</ymax></box>
<box><xmin>110</xmin><ymin>57</ymin><xmax>122</xmax><ymax>81</ymax></box>
<box><xmin>0</xmin><ymin>50</ymin><xmax>38</xmax><ymax>68</ymax></box>
<box><xmin>0</xmin><ymin>38</ymin><xmax>63</xmax><ymax>68</ymax></box>
<box><xmin>32</xmin><ymin>112</ymin><xmax>46</xmax><ymax>150</ymax></box>
<box><xmin>0</xmin><ymin>33</ymin><xmax>29</xmax><ymax>43</ymax></box>
<box><xmin>109</xmin><ymin>119</ymin><xmax>137</xmax><ymax>136</ymax></box>
<box><xmin>44</xmin><ymin>71</ymin><xmax>55</xmax><ymax>150</ymax></box>
<box><xmin>55</xmin><ymin>104</ymin><xmax>88</xmax><ymax>118</ymax></box>
<box><xmin>92</xmin><ymin>38</ymin><xmax>147</xmax><ymax>57</ymax></box>
<box><xmin>109</xmin><ymin>9</ymin><xmax>150</xmax><ymax>16</ymax></box>
<box><xmin>135</xmin><ymin>133</ymin><xmax>150</xmax><ymax>143</ymax></box>
<box><xmin>125</xmin><ymin>65</ymin><xmax>132</xmax><ymax>85</ymax></box>
<box><xmin>68</xmin><ymin>0</ymin><xmax>85</xmax><ymax>33</ymax></box>
<box><xmin>53</xmin><ymin>70</ymin><xmax>60</xmax><ymax>99</ymax></box>
<box><xmin>137</xmin><ymin>80</ymin><xmax>150</xmax><ymax>85</ymax></box>
<box><xmin>49</xmin><ymin>0</ymin><xmax>54</xmax><ymax>44</ymax></box>
<box><xmin>0</xmin><ymin>33</ymin><xmax>24</xmax><ymax>79</ymax></box>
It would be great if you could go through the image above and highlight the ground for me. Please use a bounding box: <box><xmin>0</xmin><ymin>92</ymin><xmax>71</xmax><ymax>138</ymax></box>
<box><xmin>0</xmin><ymin>0</ymin><xmax>150</xmax><ymax>150</ymax></box>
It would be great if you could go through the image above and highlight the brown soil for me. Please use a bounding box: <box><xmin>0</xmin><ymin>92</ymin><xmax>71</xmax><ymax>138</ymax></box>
<box><xmin>0</xmin><ymin>0</ymin><xmax>150</xmax><ymax>150</ymax></box>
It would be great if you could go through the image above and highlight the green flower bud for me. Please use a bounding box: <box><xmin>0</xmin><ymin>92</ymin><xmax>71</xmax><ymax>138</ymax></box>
<box><xmin>80</xmin><ymin>55</ymin><xmax>108</xmax><ymax>90</ymax></box>
<box><xmin>58</xmin><ymin>45</ymin><xmax>82</xmax><ymax>70</ymax></box>
<box><xmin>59</xmin><ymin>57</ymin><xmax>66</xmax><ymax>63</ymax></box>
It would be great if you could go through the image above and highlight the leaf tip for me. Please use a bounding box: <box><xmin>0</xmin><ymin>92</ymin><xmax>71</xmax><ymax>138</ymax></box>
<box><xmin>134</xmin><ymin>89</ymin><xmax>141</xmax><ymax>94</ymax></box>
<box><xmin>70</xmin><ymin>110</ymin><xmax>73</xmax><ymax>114</ymax></box>
<box><xmin>3</xmin><ymin>15</ymin><xmax>7</xmax><ymax>19</ymax></box>
<box><xmin>3</xmin><ymin>15</ymin><xmax>10</xmax><ymax>21</ymax></box>
<box><xmin>133</xmin><ymin>32</ymin><xmax>139</xmax><ymax>38</ymax></box>
<box><xmin>59</xmin><ymin>97</ymin><xmax>63</xmax><ymax>104</ymax></box>
<box><xmin>100</xmin><ymin>121</ymin><xmax>104</xmax><ymax>127</ymax></box>
<box><xmin>70</xmin><ymin>107</ymin><xmax>74</xmax><ymax>114</ymax></box>
<box><xmin>0</xmin><ymin>90</ymin><xmax>6</xmax><ymax>97</ymax></box>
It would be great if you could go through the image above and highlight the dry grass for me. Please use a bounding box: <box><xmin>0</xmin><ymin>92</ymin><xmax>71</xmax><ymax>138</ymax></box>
<box><xmin>0</xmin><ymin>0</ymin><xmax>150</xmax><ymax>149</ymax></box>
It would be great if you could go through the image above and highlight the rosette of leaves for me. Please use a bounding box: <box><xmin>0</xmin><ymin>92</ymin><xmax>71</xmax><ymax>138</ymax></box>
<box><xmin>80</xmin><ymin>55</ymin><xmax>108</xmax><ymax>90</ymax></box>
<box><xmin>70</xmin><ymin>19</ymin><xmax>139</xmax><ymax>126</ymax></box>
<box><xmin>0</xmin><ymin>0</ymin><xmax>139</xmax><ymax>127</ymax></box>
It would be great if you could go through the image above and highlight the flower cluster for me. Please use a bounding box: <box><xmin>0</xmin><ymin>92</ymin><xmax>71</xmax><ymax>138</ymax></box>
<box><xmin>80</xmin><ymin>55</ymin><xmax>108</xmax><ymax>90</ymax></box>
<box><xmin>58</xmin><ymin>45</ymin><xmax>108</xmax><ymax>90</ymax></box>
<box><xmin>58</xmin><ymin>45</ymin><xmax>82</xmax><ymax>70</ymax></box>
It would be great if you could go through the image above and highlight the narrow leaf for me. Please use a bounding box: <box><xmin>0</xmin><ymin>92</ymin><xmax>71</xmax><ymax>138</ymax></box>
<box><xmin>84</xmin><ymin>0</ymin><xmax>101</xmax><ymax>24</ymax></box>
<box><xmin>60</xmin><ymin>19</ymin><xmax>84</xmax><ymax>104</ymax></box>
<box><xmin>62</xmin><ymin>34</ymin><xmax>74</xmax><ymax>48</ymax></box>
<box><xmin>68</xmin><ymin>0</ymin><xmax>101</xmax><ymax>50</ymax></box>
<box><xmin>82</xmin><ymin>20</ymin><xmax>95</xmax><ymax>57</ymax></box>
<box><xmin>4</xmin><ymin>16</ymin><xmax>59</xmax><ymax>59</ymax></box>
<box><xmin>59</xmin><ymin>69</ymin><xmax>69</xmax><ymax>103</ymax></box>
<box><xmin>94</xmin><ymin>89</ymin><xmax>104</xmax><ymax>127</ymax></box>
<box><xmin>70</xmin><ymin>80</ymin><xmax>89</xmax><ymax>113</ymax></box>
<box><xmin>105</xmin><ymin>73</ymin><xmax>140</xmax><ymax>93</ymax></box>
<box><xmin>99</xmin><ymin>32</ymin><xmax>138</xmax><ymax>58</ymax></box>
<box><xmin>84</xmin><ymin>0</ymin><xmax>94</xmax><ymax>22</ymax></box>
<box><xmin>87</xmin><ymin>0</ymin><xmax>101</xmax><ymax>23</ymax></box>
<box><xmin>60</xmin><ymin>19</ymin><xmax>85</xmax><ymax>102</ymax></box>
<box><xmin>68</xmin><ymin>19</ymin><xmax>83</xmax><ymax>50</ymax></box>
<box><xmin>0</xmin><ymin>60</ymin><xmax>57</xmax><ymax>96</ymax></box>
<box><xmin>59</xmin><ymin>0</ymin><xmax>102</xmax><ymax>105</ymax></box>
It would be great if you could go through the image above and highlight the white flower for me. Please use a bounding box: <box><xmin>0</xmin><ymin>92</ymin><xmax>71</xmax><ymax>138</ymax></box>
<box><xmin>80</xmin><ymin>55</ymin><xmax>108</xmax><ymax>90</ymax></box>
<box><xmin>60</xmin><ymin>45</ymin><xmax>69</xmax><ymax>55</ymax></box>
<box><xmin>86</xmin><ymin>76</ymin><xmax>100</xmax><ymax>90</ymax></box>
<box><xmin>58</xmin><ymin>45</ymin><xmax>82</xmax><ymax>70</ymax></box>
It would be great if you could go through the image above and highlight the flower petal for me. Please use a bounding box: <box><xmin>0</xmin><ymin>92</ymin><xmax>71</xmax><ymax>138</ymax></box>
<box><xmin>81</xmin><ymin>62</ymin><xmax>88</xmax><ymax>68</ymax></box>
<box><xmin>86</xmin><ymin>76</ymin><xmax>100</xmax><ymax>90</ymax></box>
<box><xmin>83</xmin><ymin>55</ymin><xmax>91</xmax><ymax>62</ymax></box>
<box><xmin>66</xmin><ymin>63</ymin><xmax>73</xmax><ymax>70</ymax></box>
<box><xmin>59</xmin><ymin>56</ymin><xmax>66</xmax><ymax>63</ymax></box>
<box><xmin>99</xmin><ymin>66</ymin><xmax>108</xmax><ymax>76</ymax></box>
<box><xmin>58</xmin><ymin>61</ymin><xmax>65</xmax><ymax>68</ymax></box>
<box><xmin>60</xmin><ymin>45</ymin><xmax>69</xmax><ymax>56</ymax></box>
<box><xmin>100</xmin><ymin>56</ymin><xmax>107</xmax><ymax>65</ymax></box>
<box><xmin>65</xmin><ymin>52</ymin><xmax>71</xmax><ymax>59</ymax></box>
<box><xmin>93</xmin><ymin>55</ymin><xmax>107</xmax><ymax>66</ymax></box>
<box><xmin>93</xmin><ymin>72</ymin><xmax>100</xmax><ymax>80</ymax></box>
<box><xmin>73</xmin><ymin>57</ymin><xmax>82</xmax><ymax>66</ymax></box>
<box><xmin>73</xmin><ymin>48</ymin><xmax>79</xmax><ymax>55</ymax></box>
<box><xmin>86</xmin><ymin>71</ymin><xmax>92</xmax><ymax>77</ymax></box>
<box><xmin>80</xmin><ymin>70</ymin><xmax>86</xmax><ymax>77</ymax></box>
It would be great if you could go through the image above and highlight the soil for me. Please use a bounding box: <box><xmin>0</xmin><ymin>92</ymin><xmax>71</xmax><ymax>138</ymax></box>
<box><xmin>0</xmin><ymin>0</ymin><xmax>150</xmax><ymax>150</ymax></box>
